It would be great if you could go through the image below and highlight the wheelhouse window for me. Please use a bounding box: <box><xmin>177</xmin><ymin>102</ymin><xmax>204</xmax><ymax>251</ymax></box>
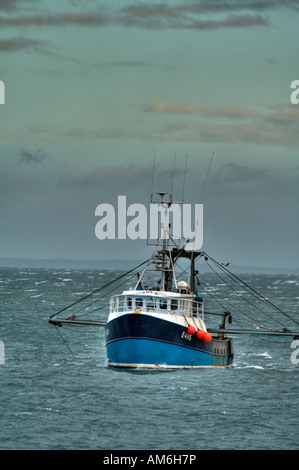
<box><xmin>146</xmin><ymin>297</ymin><xmax>155</xmax><ymax>309</ymax></box>
<box><xmin>127</xmin><ymin>297</ymin><xmax>132</xmax><ymax>309</ymax></box>
<box><xmin>159</xmin><ymin>299</ymin><xmax>168</xmax><ymax>310</ymax></box>
<box><xmin>135</xmin><ymin>298</ymin><xmax>144</xmax><ymax>309</ymax></box>
<box><xmin>171</xmin><ymin>298</ymin><xmax>178</xmax><ymax>310</ymax></box>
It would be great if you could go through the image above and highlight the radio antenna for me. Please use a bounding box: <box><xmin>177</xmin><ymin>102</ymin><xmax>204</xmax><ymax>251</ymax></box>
<box><xmin>181</xmin><ymin>154</ymin><xmax>188</xmax><ymax>203</ymax></box>
<box><xmin>201</xmin><ymin>152</ymin><xmax>214</xmax><ymax>203</ymax></box>
<box><xmin>170</xmin><ymin>151</ymin><xmax>176</xmax><ymax>199</ymax></box>
<box><xmin>151</xmin><ymin>149</ymin><xmax>156</xmax><ymax>202</ymax></box>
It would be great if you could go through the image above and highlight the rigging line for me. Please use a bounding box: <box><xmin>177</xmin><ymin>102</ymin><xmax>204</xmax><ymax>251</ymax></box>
<box><xmin>138</xmin><ymin>229</ymin><xmax>172</xmax><ymax>288</ymax></box>
<box><xmin>176</xmin><ymin>261</ymin><xmax>248</xmax><ymax>331</ymax></box>
<box><xmin>55</xmin><ymin>325</ymin><xmax>77</xmax><ymax>360</ymax></box>
<box><xmin>175</xmin><ymin>256</ymin><xmax>274</xmax><ymax>331</ymax></box>
<box><xmin>205</xmin><ymin>252</ymin><xmax>278</xmax><ymax>307</ymax></box>
<box><xmin>205</xmin><ymin>258</ymin><xmax>286</xmax><ymax>329</ymax></box>
<box><xmin>73</xmin><ymin>269</ymin><xmax>141</xmax><ymax>318</ymax></box>
<box><xmin>204</xmin><ymin>259</ymin><xmax>286</xmax><ymax>329</ymax></box>
<box><xmin>170</xmin><ymin>151</ymin><xmax>176</xmax><ymax>197</ymax></box>
<box><xmin>151</xmin><ymin>150</ymin><xmax>156</xmax><ymax>201</ymax></box>
<box><xmin>210</xmin><ymin>259</ymin><xmax>280</xmax><ymax>319</ymax></box>
<box><xmin>181</xmin><ymin>154</ymin><xmax>188</xmax><ymax>203</ymax></box>
<box><xmin>169</xmin><ymin>234</ymin><xmax>181</xmax><ymax>248</ymax></box>
<box><xmin>171</xmin><ymin>262</ymin><xmax>190</xmax><ymax>288</ymax></box>
<box><xmin>135</xmin><ymin>242</ymin><xmax>161</xmax><ymax>289</ymax></box>
<box><xmin>200</xmin><ymin>152</ymin><xmax>214</xmax><ymax>204</ymax></box>
<box><xmin>204</xmin><ymin>252</ymin><xmax>299</xmax><ymax>328</ymax></box>
<box><xmin>49</xmin><ymin>259</ymin><xmax>149</xmax><ymax>320</ymax></box>
<box><xmin>73</xmin><ymin>267</ymin><xmax>140</xmax><ymax>314</ymax></box>
<box><xmin>168</xmin><ymin>245</ymin><xmax>178</xmax><ymax>289</ymax></box>
<box><xmin>198</xmin><ymin>279</ymin><xmax>267</xmax><ymax>331</ymax></box>
<box><xmin>197</xmin><ymin>270</ymin><xmax>277</xmax><ymax>329</ymax></box>
<box><xmin>198</xmin><ymin>274</ymin><xmax>257</xmax><ymax>328</ymax></box>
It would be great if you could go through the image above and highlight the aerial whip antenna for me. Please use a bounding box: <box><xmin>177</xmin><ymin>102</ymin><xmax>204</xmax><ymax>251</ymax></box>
<box><xmin>170</xmin><ymin>151</ymin><xmax>176</xmax><ymax>202</ymax></box>
<box><xmin>181</xmin><ymin>154</ymin><xmax>188</xmax><ymax>203</ymax></box>
<box><xmin>201</xmin><ymin>152</ymin><xmax>214</xmax><ymax>203</ymax></box>
<box><xmin>150</xmin><ymin>149</ymin><xmax>156</xmax><ymax>202</ymax></box>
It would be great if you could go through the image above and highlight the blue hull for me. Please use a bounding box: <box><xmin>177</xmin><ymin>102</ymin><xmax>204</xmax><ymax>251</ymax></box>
<box><xmin>105</xmin><ymin>313</ymin><xmax>233</xmax><ymax>369</ymax></box>
<box><xmin>107</xmin><ymin>338</ymin><xmax>232</xmax><ymax>368</ymax></box>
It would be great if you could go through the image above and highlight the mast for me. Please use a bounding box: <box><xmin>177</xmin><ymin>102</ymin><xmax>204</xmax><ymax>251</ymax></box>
<box><xmin>158</xmin><ymin>191</ymin><xmax>170</xmax><ymax>292</ymax></box>
<box><xmin>149</xmin><ymin>191</ymin><xmax>175</xmax><ymax>292</ymax></box>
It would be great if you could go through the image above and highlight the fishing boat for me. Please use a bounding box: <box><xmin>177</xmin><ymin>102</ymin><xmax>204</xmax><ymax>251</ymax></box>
<box><xmin>103</xmin><ymin>191</ymin><xmax>231</xmax><ymax>368</ymax></box>
<box><xmin>49</xmin><ymin>188</ymin><xmax>299</xmax><ymax>370</ymax></box>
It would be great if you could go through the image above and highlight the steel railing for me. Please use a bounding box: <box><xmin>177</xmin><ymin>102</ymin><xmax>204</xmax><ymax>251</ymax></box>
<box><xmin>109</xmin><ymin>294</ymin><xmax>204</xmax><ymax>319</ymax></box>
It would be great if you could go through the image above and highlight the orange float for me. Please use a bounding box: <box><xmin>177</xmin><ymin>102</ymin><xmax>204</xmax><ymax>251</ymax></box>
<box><xmin>187</xmin><ymin>325</ymin><xmax>196</xmax><ymax>335</ymax></box>
<box><xmin>196</xmin><ymin>329</ymin><xmax>205</xmax><ymax>339</ymax></box>
<box><xmin>203</xmin><ymin>333</ymin><xmax>212</xmax><ymax>343</ymax></box>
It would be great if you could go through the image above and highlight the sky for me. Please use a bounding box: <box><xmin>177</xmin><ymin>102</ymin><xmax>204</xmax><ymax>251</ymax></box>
<box><xmin>0</xmin><ymin>0</ymin><xmax>298</xmax><ymax>270</ymax></box>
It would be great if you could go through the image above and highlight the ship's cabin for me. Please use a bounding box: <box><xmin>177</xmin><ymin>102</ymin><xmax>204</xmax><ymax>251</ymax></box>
<box><xmin>110</xmin><ymin>289</ymin><xmax>203</xmax><ymax>318</ymax></box>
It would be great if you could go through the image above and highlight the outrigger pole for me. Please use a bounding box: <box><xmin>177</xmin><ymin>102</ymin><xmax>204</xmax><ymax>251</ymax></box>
<box><xmin>48</xmin><ymin>259</ymin><xmax>149</xmax><ymax>326</ymax></box>
<box><xmin>208</xmin><ymin>327</ymin><xmax>299</xmax><ymax>339</ymax></box>
<box><xmin>48</xmin><ymin>250</ymin><xmax>299</xmax><ymax>340</ymax></box>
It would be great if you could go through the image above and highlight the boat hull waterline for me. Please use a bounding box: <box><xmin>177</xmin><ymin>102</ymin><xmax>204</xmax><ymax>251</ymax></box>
<box><xmin>105</xmin><ymin>313</ymin><xmax>233</xmax><ymax>369</ymax></box>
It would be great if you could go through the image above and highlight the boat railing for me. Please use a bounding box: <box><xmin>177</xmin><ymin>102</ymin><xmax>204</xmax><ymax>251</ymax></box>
<box><xmin>109</xmin><ymin>294</ymin><xmax>204</xmax><ymax>319</ymax></box>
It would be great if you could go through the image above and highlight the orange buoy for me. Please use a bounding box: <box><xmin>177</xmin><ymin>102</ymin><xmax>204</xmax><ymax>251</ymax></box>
<box><xmin>203</xmin><ymin>333</ymin><xmax>212</xmax><ymax>343</ymax></box>
<box><xmin>196</xmin><ymin>329</ymin><xmax>205</xmax><ymax>339</ymax></box>
<box><xmin>187</xmin><ymin>325</ymin><xmax>196</xmax><ymax>335</ymax></box>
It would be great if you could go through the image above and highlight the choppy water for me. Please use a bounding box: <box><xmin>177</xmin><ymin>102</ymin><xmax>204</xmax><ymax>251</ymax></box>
<box><xmin>1</xmin><ymin>267</ymin><xmax>299</xmax><ymax>450</ymax></box>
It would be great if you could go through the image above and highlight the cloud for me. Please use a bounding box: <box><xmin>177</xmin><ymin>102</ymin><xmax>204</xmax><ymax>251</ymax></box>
<box><xmin>144</xmin><ymin>101</ymin><xmax>261</xmax><ymax>119</ymax></box>
<box><xmin>17</xmin><ymin>148</ymin><xmax>47</xmax><ymax>165</ymax></box>
<box><xmin>119</xmin><ymin>4</ymin><xmax>268</xmax><ymax>30</ymax></box>
<box><xmin>0</xmin><ymin>2</ymin><xmax>275</xmax><ymax>32</ymax></box>
<box><xmin>0</xmin><ymin>12</ymin><xmax>108</xmax><ymax>27</ymax></box>
<box><xmin>26</xmin><ymin>103</ymin><xmax>299</xmax><ymax>148</ymax></box>
<box><xmin>94</xmin><ymin>60</ymin><xmax>152</xmax><ymax>68</ymax></box>
<box><xmin>0</xmin><ymin>0</ymin><xmax>34</xmax><ymax>12</ymax></box>
<box><xmin>155</xmin><ymin>119</ymin><xmax>299</xmax><ymax>147</ymax></box>
<box><xmin>0</xmin><ymin>36</ymin><xmax>46</xmax><ymax>52</ymax></box>
<box><xmin>24</xmin><ymin>100</ymin><xmax>299</xmax><ymax>148</ymax></box>
<box><xmin>144</xmin><ymin>100</ymin><xmax>299</xmax><ymax>147</ymax></box>
<box><xmin>0</xmin><ymin>1</ymin><xmax>298</xmax><ymax>34</ymax></box>
<box><xmin>144</xmin><ymin>100</ymin><xmax>299</xmax><ymax>124</ymax></box>
<box><xmin>0</xmin><ymin>35</ymin><xmax>82</xmax><ymax>59</ymax></box>
<box><xmin>215</xmin><ymin>162</ymin><xmax>269</xmax><ymax>184</ymax></box>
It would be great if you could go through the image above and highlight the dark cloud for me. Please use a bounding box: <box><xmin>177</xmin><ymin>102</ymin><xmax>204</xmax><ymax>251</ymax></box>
<box><xmin>119</xmin><ymin>4</ymin><xmax>268</xmax><ymax>29</ymax></box>
<box><xmin>143</xmin><ymin>101</ymin><xmax>299</xmax><ymax>147</ymax></box>
<box><xmin>0</xmin><ymin>36</ymin><xmax>45</xmax><ymax>52</ymax></box>
<box><xmin>27</xmin><ymin>99</ymin><xmax>299</xmax><ymax>148</ymax></box>
<box><xmin>144</xmin><ymin>101</ymin><xmax>299</xmax><ymax>124</ymax></box>
<box><xmin>0</xmin><ymin>1</ymin><xmax>285</xmax><ymax>31</ymax></box>
<box><xmin>17</xmin><ymin>148</ymin><xmax>47</xmax><ymax>165</ymax></box>
<box><xmin>215</xmin><ymin>162</ymin><xmax>269</xmax><ymax>185</ymax></box>
<box><xmin>0</xmin><ymin>0</ymin><xmax>34</xmax><ymax>12</ymax></box>
<box><xmin>144</xmin><ymin>101</ymin><xmax>260</xmax><ymax>119</ymax></box>
<box><xmin>94</xmin><ymin>60</ymin><xmax>152</xmax><ymax>68</ymax></box>
<box><xmin>0</xmin><ymin>12</ymin><xmax>108</xmax><ymax>27</ymax></box>
<box><xmin>175</xmin><ymin>0</ymin><xmax>299</xmax><ymax>13</ymax></box>
<box><xmin>0</xmin><ymin>1</ymin><xmax>297</xmax><ymax>32</ymax></box>
<box><xmin>154</xmin><ymin>119</ymin><xmax>299</xmax><ymax>147</ymax></box>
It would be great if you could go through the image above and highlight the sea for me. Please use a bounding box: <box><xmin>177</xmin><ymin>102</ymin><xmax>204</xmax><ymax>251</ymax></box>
<box><xmin>0</xmin><ymin>266</ymin><xmax>298</xmax><ymax>451</ymax></box>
